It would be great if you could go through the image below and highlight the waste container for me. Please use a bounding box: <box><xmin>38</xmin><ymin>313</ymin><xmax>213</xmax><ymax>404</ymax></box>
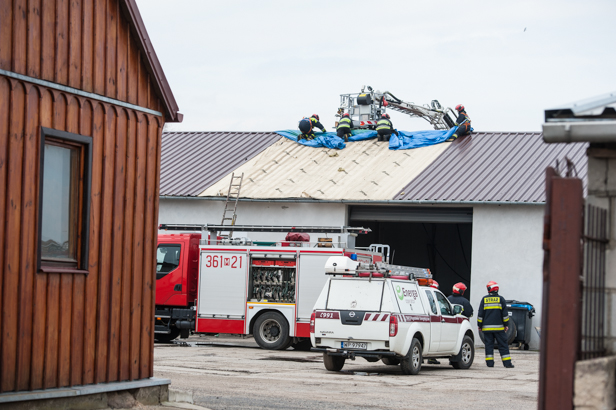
<box><xmin>506</xmin><ymin>300</ymin><xmax>535</xmax><ymax>350</ymax></box>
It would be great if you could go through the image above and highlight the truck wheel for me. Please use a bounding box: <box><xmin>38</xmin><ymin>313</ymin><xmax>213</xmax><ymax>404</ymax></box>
<box><xmin>401</xmin><ymin>337</ymin><xmax>422</xmax><ymax>375</ymax></box>
<box><xmin>323</xmin><ymin>353</ymin><xmax>345</xmax><ymax>371</ymax></box>
<box><xmin>253</xmin><ymin>312</ymin><xmax>291</xmax><ymax>350</ymax></box>
<box><xmin>451</xmin><ymin>336</ymin><xmax>474</xmax><ymax>369</ymax></box>
<box><xmin>382</xmin><ymin>357</ymin><xmax>400</xmax><ymax>366</ymax></box>
<box><xmin>155</xmin><ymin>327</ymin><xmax>180</xmax><ymax>343</ymax></box>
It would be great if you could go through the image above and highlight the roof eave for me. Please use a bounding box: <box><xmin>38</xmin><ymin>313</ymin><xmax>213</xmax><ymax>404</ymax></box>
<box><xmin>121</xmin><ymin>0</ymin><xmax>183</xmax><ymax>123</ymax></box>
<box><xmin>543</xmin><ymin>121</ymin><xmax>616</xmax><ymax>143</ymax></box>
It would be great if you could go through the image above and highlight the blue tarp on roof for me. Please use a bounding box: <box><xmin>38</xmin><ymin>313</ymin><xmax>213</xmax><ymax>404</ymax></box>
<box><xmin>275</xmin><ymin>127</ymin><xmax>460</xmax><ymax>150</ymax></box>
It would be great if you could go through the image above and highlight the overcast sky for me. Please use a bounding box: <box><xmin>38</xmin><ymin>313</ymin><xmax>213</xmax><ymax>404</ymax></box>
<box><xmin>136</xmin><ymin>0</ymin><xmax>616</xmax><ymax>133</ymax></box>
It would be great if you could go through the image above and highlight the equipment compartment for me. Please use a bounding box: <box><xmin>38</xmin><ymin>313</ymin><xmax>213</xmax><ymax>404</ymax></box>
<box><xmin>249</xmin><ymin>264</ymin><xmax>296</xmax><ymax>303</ymax></box>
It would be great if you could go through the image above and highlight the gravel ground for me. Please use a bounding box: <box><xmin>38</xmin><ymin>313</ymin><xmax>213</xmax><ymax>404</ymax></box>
<box><xmin>153</xmin><ymin>334</ymin><xmax>538</xmax><ymax>410</ymax></box>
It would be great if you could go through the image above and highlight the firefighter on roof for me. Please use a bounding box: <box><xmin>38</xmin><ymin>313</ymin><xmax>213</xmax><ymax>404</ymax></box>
<box><xmin>376</xmin><ymin>113</ymin><xmax>399</xmax><ymax>142</ymax></box>
<box><xmin>448</xmin><ymin>104</ymin><xmax>471</xmax><ymax>141</ymax></box>
<box><xmin>448</xmin><ymin>282</ymin><xmax>474</xmax><ymax>318</ymax></box>
<box><xmin>477</xmin><ymin>281</ymin><xmax>514</xmax><ymax>368</ymax></box>
<box><xmin>336</xmin><ymin>113</ymin><xmax>353</xmax><ymax>142</ymax></box>
<box><xmin>298</xmin><ymin>114</ymin><xmax>327</xmax><ymax>141</ymax></box>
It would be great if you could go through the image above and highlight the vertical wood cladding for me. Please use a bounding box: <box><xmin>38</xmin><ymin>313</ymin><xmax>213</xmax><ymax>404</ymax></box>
<box><xmin>0</xmin><ymin>0</ymin><xmax>163</xmax><ymax>113</ymax></box>
<box><xmin>0</xmin><ymin>0</ymin><xmax>165</xmax><ymax>393</ymax></box>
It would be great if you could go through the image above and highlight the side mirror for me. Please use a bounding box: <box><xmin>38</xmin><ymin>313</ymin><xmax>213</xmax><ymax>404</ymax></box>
<box><xmin>453</xmin><ymin>305</ymin><xmax>463</xmax><ymax>315</ymax></box>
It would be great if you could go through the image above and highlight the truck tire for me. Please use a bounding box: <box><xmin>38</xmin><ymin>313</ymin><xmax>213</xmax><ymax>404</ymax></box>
<box><xmin>382</xmin><ymin>357</ymin><xmax>400</xmax><ymax>366</ymax></box>
<box><xmin>451</xmin><ymin>335</ymin><xmax>474</xmax><ymax>369</ymax></box>
<box><xmin>323</xmin><ymin>353</ymin><xmax>345</xmax><ymax>371</ymax></box>
<box><xmin>400</xmin><ymin>337</ymin><xmax>422</xmax><ymax>375</ymax></box>
<box><xmin>253</xmin><ymin>312</ymin><xmax>291</xmax><ymax>350</ymax></box>
<box><xmin>155</xmin><ymin>327</ymin><xmax>180</xmax><ymax>343</ymax></box>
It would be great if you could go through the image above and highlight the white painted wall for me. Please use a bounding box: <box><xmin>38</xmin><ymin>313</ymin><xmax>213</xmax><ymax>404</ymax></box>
<box><xmin>158</xmin><ymin>198</ymin><xmax>347</xmax><ymax>243</ymax></box>
<box><xmin>470</xmin><ymin>204</ymin><xmax>545</xmax><ymax>350</ymax></box>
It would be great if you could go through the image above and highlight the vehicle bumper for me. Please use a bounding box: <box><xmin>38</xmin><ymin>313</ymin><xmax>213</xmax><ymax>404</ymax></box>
<box><xmin>311</xmin><ymin>347</ymin><xmax>398</xmax><ymax>359</ymax></box>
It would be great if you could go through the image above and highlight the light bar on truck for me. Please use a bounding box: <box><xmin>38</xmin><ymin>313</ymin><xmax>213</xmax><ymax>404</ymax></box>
<box><xmin>324</xmin><ymin>256</ymin><xmax>431</xmax><ymax>280</ymax></box>
<box><xmin>159</xmin><ymin>224</ymin><xmax>372</xmax><ymax>234</ymax></box>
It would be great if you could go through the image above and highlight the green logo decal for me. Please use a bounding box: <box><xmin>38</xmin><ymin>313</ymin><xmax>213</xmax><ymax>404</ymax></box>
<box><xmin>396</xmin><ymin>285</ymin><xmax>404</xmax><ymax>301</ymax></box>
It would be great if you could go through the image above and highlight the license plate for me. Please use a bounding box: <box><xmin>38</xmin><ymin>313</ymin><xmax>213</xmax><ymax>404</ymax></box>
<box><xmin>342</xmin><ymin>341</ymin><xmax>368</xmax><ymax>349</ymax></box>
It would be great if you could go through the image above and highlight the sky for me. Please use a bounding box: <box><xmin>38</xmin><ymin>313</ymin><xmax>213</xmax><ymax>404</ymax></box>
<box><xmin>136</xmin><ymin>0</ymin><xmax>616</xmax><ymax>133</ymax></box>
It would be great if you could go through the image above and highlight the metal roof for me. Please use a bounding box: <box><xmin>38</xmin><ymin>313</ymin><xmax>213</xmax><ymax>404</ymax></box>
<box><xmin>160</xmin><ymin>132</ymin><xmax>282</xmax><ymax>196</ymax></box>
<box><xmin>395</xmin><ymin>132</ymin><xmax>588</xmax><ymax>203</ymax></box>
<box><xmin>198</xmin><ymin>137</ymin><xmax>450</xmax><ymax>200</ymax></box>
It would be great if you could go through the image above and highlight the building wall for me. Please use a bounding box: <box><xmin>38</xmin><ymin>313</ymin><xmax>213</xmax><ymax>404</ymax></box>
<box><xmin>158</xmin><ymin>198</ymin><xmax>347</xmax><ymax>243</ymax></box>
<box><xmin>0</xmin><ymin>0</ymin><xmax>162</xmax><ymax>113</ymax></box>
<box><xmin>0</xmin><ymin>70</ymin><xmax>163</xmax><ymax>392</ymax></box>
<box><xmin>470</xmin><ymin>204</ymin><xmax>545</xmax><ymax>350</ymax></box>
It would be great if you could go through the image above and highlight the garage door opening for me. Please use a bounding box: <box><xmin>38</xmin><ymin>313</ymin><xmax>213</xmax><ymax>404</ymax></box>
<box><xmin>350</xmin><ymin>206</ymin><xmax>473</xmax><ymax>299</ymax></box>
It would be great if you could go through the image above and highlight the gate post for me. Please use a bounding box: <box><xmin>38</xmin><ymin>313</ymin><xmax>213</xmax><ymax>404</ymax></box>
<box><xmin>538</xmin><ymin>168</ymin><xmax>583</xmax><ymax>410</ymax></box>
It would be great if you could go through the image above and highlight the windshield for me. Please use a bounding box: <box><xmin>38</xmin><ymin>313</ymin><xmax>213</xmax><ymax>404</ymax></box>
<box><xmin>326</xmin><ymin>279</ymin><xmax>384</xmax><ymax>311</ymax></box>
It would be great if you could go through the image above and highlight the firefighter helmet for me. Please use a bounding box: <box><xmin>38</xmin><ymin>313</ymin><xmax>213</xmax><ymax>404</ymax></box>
<box><xmin>312</xmin><ymin>114</ymin><xmax>320</xmax><ymax>120</ymax></box>
<box><xmin>486</xmin><ymin>281</ymin><xmax>499</xmax><ymax>293</ymax></box>
<box><xmin>455</xmin><ymin>104</ymin><xmax>464</xmax><ymax>112</ymax></box>
<box><xmin>429</xmin><ymin>280</ymin><xmax>439</xmax><ymax>289</ymax></box>
<box><xmin>382</xmin><ymin>113</ymin><xmax>390</xmax><ymax>119</ymax></box>
<box><xmin>452</xmin><ymin>282</ymin><xmax>467</xmax><ymax>295</ymax></box>
<box><xmin>342</xmin><ymin>113</ymin><xmax>350</xmax><ymax>117</ymax></box>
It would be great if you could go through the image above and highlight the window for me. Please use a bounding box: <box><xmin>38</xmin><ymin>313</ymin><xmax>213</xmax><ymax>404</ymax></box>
<box><xmin>156</xmin><ymin>244</ymin><xmax>181</xmax><ymax>280</ymax></box>
<box><xmin>424</xmin><ymin>290</ymin><xmax>437</xmax><ymax>315</ymax></box>
<box><xmin>435</xmin><ymin>292</ymin><xmax>453</xmax><ymax>316</ymax></box>
<box><xmin>38</xmin><ymin>127</ymin><xmax>92</xmax><ymax>273</ymax></box>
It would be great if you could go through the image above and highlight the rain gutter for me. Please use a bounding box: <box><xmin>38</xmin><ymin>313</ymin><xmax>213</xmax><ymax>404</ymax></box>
<box><xmin>159</xmin><ymin>195</ymin><xmax>544</xmax><ymax>206</ymax></box>
<box><xmin>543</xmin><ymin>121</ymin><xmax>616</xmax><ymax>143</ymax></box>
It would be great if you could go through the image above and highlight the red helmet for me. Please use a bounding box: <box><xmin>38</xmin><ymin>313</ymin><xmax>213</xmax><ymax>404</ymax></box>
<box><xmin>312</xmin><ymin>114</ymin><xmax>320</xmax><ymax>120</ymax></box>
<box><xmin>452</xmin><ymin>282</ymin><xmax>467</xmax><ymax>295</ymax></box>
<box><xmin>455</xmin><ymin>104</ymin><xmax>464</xmax><ymax>112</ymax></box>
<box><xmin>382</xmin><ymin>113</ymin><xmax>390</xmax><ymax>119</ymax></box>
<box><xmin>342</xmin><ymin>113</ymin><xmax>350</xmax><ymax>117</ymax></box>
<box><xmin>429</xmin><ymin>280</ymin><xmax>439</xmax><ymax>289</ymax></box>
<box><xmin>486</xmin><ymin>281</ymin><xmax>499</xmax><ymax>293</ymax></box>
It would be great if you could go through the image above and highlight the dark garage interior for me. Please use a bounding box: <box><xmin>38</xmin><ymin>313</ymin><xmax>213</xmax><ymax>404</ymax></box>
<box><xmin>350</xmin><ymin>206</ymin><xmax>473</xmax><ymax>299</ymax></box>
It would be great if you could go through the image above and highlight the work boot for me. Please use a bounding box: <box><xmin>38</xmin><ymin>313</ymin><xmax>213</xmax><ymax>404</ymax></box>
<box><xmin>427</xmin><ymin>359</ymin><xmax>440</xmax><ymax>365</ymax></box>
<box><xmin>446</xmin><ymin>134</ymin><xmax>458</xmax><ymax>142</ymax></box>
<box><xmin>486</xmin><ymin>361</ymin><xmax>494</xmax><ymax>368</ymax></box>
<box><xmin>344</xmin><ymin>135</ymin><xmax>349</xmax><ymax>142</ymax></box>
<box><xmin>504</xmin><ymin>362</ymin><xmax>515</xmax><ymax>368</ymax></box>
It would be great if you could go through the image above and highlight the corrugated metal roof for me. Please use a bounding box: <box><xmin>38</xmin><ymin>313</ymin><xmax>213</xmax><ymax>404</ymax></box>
<box><xmin>160</xmin><ymin>132</ymin><xmax>282</xmax><ymax>196</ymax></box>
<box><xmin>198</xmin><ymin>137</ymin><xmax>451</xmax><ymax>200</ymax></box>
<box><xmin>395</xmin><ymin>132</ymin><xmax>588</xmax><ymax>203</ymax></box>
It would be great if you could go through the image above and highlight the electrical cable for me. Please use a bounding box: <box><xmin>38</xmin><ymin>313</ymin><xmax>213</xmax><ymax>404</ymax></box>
<box><xmin>421</xmin><ymin>223</ymin><xmax>468</xmax><ymax>282</ymax></box>
<box><xmin>456</xmin><ymin>224</ymin><xmax>470</xmax><ymax>270</ymax></box>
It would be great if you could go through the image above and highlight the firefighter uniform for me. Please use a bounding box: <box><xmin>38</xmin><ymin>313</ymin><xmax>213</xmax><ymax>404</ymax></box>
<box><xmin>477</xmin><ymin>291</ymin><xmax>513</xmax><ymax>368</ymax></box>
<box><xmin>449</xmin><ymin>110</ymin><xmax>471</xmax><ymax>141</ymax></box>
<box><xmin>448</xmin><ymin>294</ymin><xmax>474</xmax><ymax>318</ymax></box>
<box><xmin>336</xmin><ymin>116</ymin><xmax>353</xmax><ymax>142</ymax></box>
<box><xmin>298</xmin><ymin>116</ymin><xmax>326</xmax><ymax>141</ymax></box>
<box><xmin>376</xmin><ymin>117</ymin><xmax>399</xmax><ymax>141</ymax></box>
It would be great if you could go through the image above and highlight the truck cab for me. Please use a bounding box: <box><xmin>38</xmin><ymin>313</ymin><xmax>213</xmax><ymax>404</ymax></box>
<box><xmin>310</xmin><ymin>256</ymin><xmax>475</xmax><ymax>375</ymax></box>
<box><xmin>155</xmin><ymin>233</ymin><xmax>200</xmax><ymax>341</ymax></box>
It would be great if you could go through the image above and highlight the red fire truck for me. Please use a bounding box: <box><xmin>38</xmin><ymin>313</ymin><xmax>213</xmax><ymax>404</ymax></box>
<box><xmin>155</xmin><ymin>224</ymin><xmax>386</xmax><ymax>350</ymax></box>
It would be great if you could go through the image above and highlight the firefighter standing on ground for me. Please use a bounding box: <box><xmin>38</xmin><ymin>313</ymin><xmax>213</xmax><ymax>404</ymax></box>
<box><xmin>336</xmin><ymin>113</ymin><xmax>353</xmax><ymax>142</ymax></box>
<box><xmin>376</xmin><ymin>113</ymin><xmax>399</xmax><ymax>142</ymax></box>
<box><xmin>477</xmin><ymin>281</ymin><xmax>514</xmax><ymax>368</ymax></box>
<box><xmin>448</xmin><ymin>282</ymin><xmax>474</xmax><ymax>318</ymax></box>
<box><xmin>448</xmin><ymin>104</ymin><xmax>471</xmax><ymax>141</ymax></box>
<box><xmin>298</xmin><ymin>114</ymin><xmax>327</xmax><ymax>141</ymax></box>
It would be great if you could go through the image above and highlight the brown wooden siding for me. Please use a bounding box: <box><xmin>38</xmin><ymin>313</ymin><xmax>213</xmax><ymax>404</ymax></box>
<box><xmin>0</xmin><ymin>75</ymin><xmax>163</xmax><ymax>393</ymax></box>
<box><xmin>0</xmin><ymin>0</ymin><xmax>163</xmax><ymax>114</ymax></box>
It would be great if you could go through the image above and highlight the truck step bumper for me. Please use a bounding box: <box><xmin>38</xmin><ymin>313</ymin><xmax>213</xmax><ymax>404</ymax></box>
<box><xmin>311</xmin><ymin>347</ymin><xmax>398</xmax><ymax>359</ymax></box>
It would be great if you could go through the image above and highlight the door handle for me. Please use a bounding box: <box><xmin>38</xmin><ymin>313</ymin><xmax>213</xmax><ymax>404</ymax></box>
<box><xmin>441</xmin><ymin>319</ymin><xmax>445</xmax><ymax>323</ymax></box>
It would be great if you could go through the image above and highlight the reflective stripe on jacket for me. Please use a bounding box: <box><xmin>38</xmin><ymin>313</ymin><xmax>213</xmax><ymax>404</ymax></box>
<box><xmin>376</xmin><ymin>118</ymin><xmax>393</xmax><ymax>131</ymax></box>
<box><xmin>477</xmin><ymin>292</ymin><xmax>509</xmax><ymax>332</ymax></box>
<box><xmin>337</xmin><ymin>117</ymin><xmax>352</xmax><ymax>130</ymax></box>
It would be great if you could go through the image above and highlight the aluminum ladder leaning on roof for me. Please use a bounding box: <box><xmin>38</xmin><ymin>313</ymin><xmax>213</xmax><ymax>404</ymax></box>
<box><xmin>219</xmin><ymin>172</ymin><xmax>244</xmax><ymax>238</ymax></box>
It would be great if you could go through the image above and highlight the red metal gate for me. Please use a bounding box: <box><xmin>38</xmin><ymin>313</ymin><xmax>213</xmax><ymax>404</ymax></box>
<box><xmin>538</xmin><ymin>166</ymin><xmax>584</xmax><ymax>410</ymax></box>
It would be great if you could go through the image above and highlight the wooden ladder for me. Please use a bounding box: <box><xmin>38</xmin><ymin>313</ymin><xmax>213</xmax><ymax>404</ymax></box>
<box><xmin>219</xmin><ymin>172</ymin><xmax>244</xmax><ymax>238</ymax></box>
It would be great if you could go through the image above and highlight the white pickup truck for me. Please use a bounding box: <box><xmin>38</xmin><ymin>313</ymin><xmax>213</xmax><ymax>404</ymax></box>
<box><xmin>310</xmin><ymin>256</ymin><xmax>475</xmax><ymax>375</ymax></box>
